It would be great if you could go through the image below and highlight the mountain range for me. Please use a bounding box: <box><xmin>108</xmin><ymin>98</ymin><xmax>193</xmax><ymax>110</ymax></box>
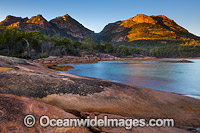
<box><xmin>0</xmin><ymin>14</ymin><xmax>94</xmax><ymax>39</ymax></box>
<box><xmin>0</xmin><ymin>14</ymin><xmax>199</xmax><ymax>42</ymax></box>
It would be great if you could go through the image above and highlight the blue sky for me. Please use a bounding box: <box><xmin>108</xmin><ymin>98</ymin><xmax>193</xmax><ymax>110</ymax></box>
<box><xmin>0</xmin><ymin>0</ymin><xmax>200</xmax><ymax>36</ymax></box>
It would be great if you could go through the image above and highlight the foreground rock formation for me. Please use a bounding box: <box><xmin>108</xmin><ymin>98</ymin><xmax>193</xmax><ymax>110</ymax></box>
<box><xmin>0</xmin><ymin>94</ymin><xmax>89</xmax><ymax>132</ymax></box>
<box><xmin>0</xmin><ymin>55</ymin><xmax>200</xmax><ymax>132</ymax></box>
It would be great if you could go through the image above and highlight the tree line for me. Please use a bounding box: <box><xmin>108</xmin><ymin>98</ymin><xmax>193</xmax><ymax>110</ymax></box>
<box><xmin>0</xmin><ymin>29</ymin><xmax>142</xmax><ymax>59</ymax></box>
<box><xmin>0</xmin><ymin>29</ymin><xmax>200</xmax><ymax>59</ymax></box>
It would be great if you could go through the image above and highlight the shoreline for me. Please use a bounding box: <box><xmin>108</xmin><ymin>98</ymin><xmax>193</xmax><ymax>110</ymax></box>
<box><xmin>33</xmin><ymin>54</ymin><xmax>197</xmax><ymax>68</ymax></box>
<box><xmin>1</xmin><ymin>55</ymin><xmax>200</xmax><ymax>132</ymax></box>
<box><xmin>59</xmin><ymin>67</ymin><xmax>200</xmax><ymax>100</ymax></box>
<box><xmin>53</xmin><ymin>57</ymin><xmax>198</xmax><ymax>100</ymax></box>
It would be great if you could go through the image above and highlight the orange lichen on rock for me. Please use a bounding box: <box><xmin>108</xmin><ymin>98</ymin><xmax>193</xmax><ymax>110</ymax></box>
<box><xmin>0</xmin><ymin>67</ymin><xmax>11</xmax><ymax>71</ymax></box>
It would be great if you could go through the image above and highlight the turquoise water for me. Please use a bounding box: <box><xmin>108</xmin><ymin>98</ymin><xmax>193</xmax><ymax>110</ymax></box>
<box><xmin>61</xmin><ymin>59</ymin><xmax>200</xmax><ymax>99</ymax></box>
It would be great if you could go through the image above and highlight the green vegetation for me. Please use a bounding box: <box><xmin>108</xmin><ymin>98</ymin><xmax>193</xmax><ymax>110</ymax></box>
<box><xmin>126</xmin><ymin>40</ymin><xmax>200</xmax><ymax>57</ymax></box>
<box><xmin>0</xmin><ymin>29</ymin><xmax>141</xmax><ymax>58</ymax></box>
<box><xmin>141</xmin><ymin>45</ymin><xmax>200</xmax><ymax>57</ymax></box>
<box><xmin>0</xmin><ymin>29</ymin><xmax>200</xmax><ymax>59</ymax></box>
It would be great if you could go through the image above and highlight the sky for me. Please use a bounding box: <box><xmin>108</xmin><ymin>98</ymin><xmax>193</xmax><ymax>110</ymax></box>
<box><xmin>0</xmin><ymin>0</ymin><xmax>200</xmax><ymax>36</ymax></box>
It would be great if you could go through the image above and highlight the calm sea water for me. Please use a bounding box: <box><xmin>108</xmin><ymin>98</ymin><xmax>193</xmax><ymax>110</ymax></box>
<box><xmin>61</xmin><ymin>59</ymin><xmax>200</xmax><ymax>99</ymax></box>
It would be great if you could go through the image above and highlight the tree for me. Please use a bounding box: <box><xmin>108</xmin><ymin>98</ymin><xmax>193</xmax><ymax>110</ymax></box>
<box><xmin>24</xmin><ymin>31</ymin><xmax>45</xmax><ymax>53</ymax></box>
<box><xmin>103</xmin><ymin>43</ymin><xmax>113</xmax><ymax>53</ymax></box>
<box><xmin>83</xmin><ymin>35</ymin><xmax>97</xmax><ymax>51</ymax></box>
<box><xmin>22</xmin><ymin>38</ymin><xmax>31</xmax><ymax>57</ymax></box>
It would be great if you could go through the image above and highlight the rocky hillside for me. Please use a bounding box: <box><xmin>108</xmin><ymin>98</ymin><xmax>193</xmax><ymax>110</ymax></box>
<box><xmin>1</xmin><ymin>14</ymin><xmax>199</xmax><ymax>43</ymax></box>
<box><xmin>50</xmin><ymin>14</ymin><xmax>94</xmax><ymax>38</ymax></box>
<box><xmin>0</xmin><ymin>14</ymin><xmax>94</xmax><ymax>39</ymax></box>
<box><xmin>100</xmin><ymin>14</ymin><xmax>200</xmax><ymax>43</ymax></box>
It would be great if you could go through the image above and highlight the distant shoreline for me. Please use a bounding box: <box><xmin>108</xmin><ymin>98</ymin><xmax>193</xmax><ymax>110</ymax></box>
<box><xmin>33</xmin><ymin>55</ymin><xmax>197</xmax><ymax>72</ymax></box>
<box><xmin>34</xmin><ymin>54</ymin><xmax>200</xmax><ymax>65</ymax></box>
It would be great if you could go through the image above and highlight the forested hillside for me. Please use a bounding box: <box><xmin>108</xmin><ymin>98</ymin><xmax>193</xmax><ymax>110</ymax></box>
<box><xmin>0</xmin><ymin>29</ymin><xmax>200</xmax><ymax>59</ymax></box>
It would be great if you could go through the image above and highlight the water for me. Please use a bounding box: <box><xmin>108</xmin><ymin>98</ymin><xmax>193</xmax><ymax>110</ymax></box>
<box><xmin>60</xmin><ymin>59</ymin><xmax>200</xmax><ymax>99</ymax></box>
